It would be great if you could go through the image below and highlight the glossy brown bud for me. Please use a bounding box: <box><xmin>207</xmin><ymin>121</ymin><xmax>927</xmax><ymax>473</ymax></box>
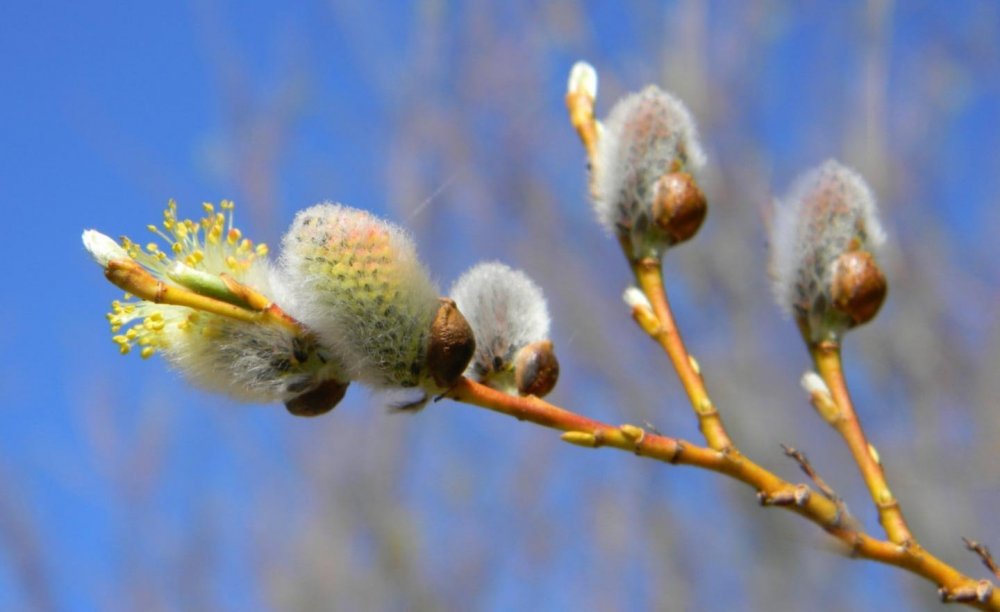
<box><xmin>651</xmin><ymin>171</ymin><xmax>707</xmax><ymax>244</ymax></box>
<box><xmin>284</xmin><ymin>379</ymin><xmax>349</xmax><ymax>417</ymax></box>
<box><xmin>831</xmin><ymin>250</ymin><xmax>887</xmax><ymax>327</ymax></box>
<box><xmin>426</xmin><ymin>297</ymin><xmax>476</xmax><ymax>389</ymax></box>
<box><xmin>514</xmin><ymin>340</ymin><xmax>560</xmax><ymax>397</ymax></box>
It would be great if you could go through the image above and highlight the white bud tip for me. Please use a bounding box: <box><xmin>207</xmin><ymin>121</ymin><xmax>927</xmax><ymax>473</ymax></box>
<box><xmin>568</xmin><ymin>61</ymin><xmax>598</xmax><ymax>99</ymax></box>
<box><xmin>82</xmin><ymin>229</ymin><xmax>129</xmax><ymax>267</ymax></box>
<box><xmin>800</xmin><ymin>371</ymin><xmax>831</xmax><ymax>398</ymax></box>
<box><xmin>622</xmin><ymin>286</ymin><xmax>652</xmax><ymax>311</ymax></box>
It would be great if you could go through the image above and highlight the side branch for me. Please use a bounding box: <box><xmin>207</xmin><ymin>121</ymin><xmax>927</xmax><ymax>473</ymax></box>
<box><xmin>965</xmin><ymin>539</ymin><xmax>1000</xmax><ymax>580</ymax></box>
<box><xmin>812</xmin><ymin>342</ymin><xmax>914</xmax><ymax>545</ymax></box>
<box><xmin>632</xmin><ymin>258</ymin><xmax>734</xmax><ymax>451</ymax></box>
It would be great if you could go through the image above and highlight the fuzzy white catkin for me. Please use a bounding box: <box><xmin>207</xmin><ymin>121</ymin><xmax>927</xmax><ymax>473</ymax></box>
<box><xmin>84</xmin><ymin>228</ymin><xmax>344</xmax><ymax>404</ymax></box>
<box><xmin>277</xmin><ymin>202</ymin><xmax>441</xmax><ymax>390</ymax></box>
<box><xmin>449</xmin><ymin>262</ymin><xmax>550</xmax><ymax>386</ymax></box>
<box><xmin>593</xmin><ymin>85</ymin><xmax>706</xmax><ymax>254</ymax></box>
<box><xmin>770</xmin><ymin>159</ymin><xmax>887</xmax><ymax>320</ymax></box>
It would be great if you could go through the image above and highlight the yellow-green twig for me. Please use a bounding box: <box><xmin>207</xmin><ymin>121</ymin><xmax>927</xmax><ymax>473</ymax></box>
<box><xmin>812</xmin><ymin>341</ymin><xmax>913</xmax><ymax>546</ymax></box>
<box><xmin>632</xmin><ymin>258</ymin><xmax>734</xmax><ymax>451</ymax></box>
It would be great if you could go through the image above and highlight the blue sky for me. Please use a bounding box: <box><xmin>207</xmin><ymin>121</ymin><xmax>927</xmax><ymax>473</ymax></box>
<box><xmin>2</xmin><ymin>2</ymin><xmax>999</xmax><ymax>610</ymax></box>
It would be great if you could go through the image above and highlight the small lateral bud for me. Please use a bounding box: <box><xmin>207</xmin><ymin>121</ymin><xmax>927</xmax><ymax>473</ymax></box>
<box><xmin>651</xmin><ymin>171</ymin><xmax>707</xmax><ymax>244</ymax></box>
<box><xmin>513</xmin><ymin>340</ymin><xmax>560</xmax><ymax>397</ymax></box>
<box><xmin>800</xmin><ymin>371</ymin><xmax>831</xmax><ymax>399</ymax></box>
<box><xmin>284</xmin><ymin>379</ymin><xmax>349</xmax><ymax>417</ymax></box>
<box><xmin>561</xmin><ymin>431</ymin><xmax>598</xmax><ymax>448</ymax></box>
<box><xmin>619</xmin><ymin>423</ymin><xmax>645</xmax><ymax>442</ymax></box>
<box><xmin>687</xmin><ymin>355</ymin><xmax>701</xmax><ymax>376</ymax></box>
<box><xmin>426</xmin><ymin>298</ymin><xmax>476</xmax><ymax>389</ymax></box>
<box><xmin>622</xmin><ymin>286</ymin><xmax>652</xmax><ymax>311</ymax></box>
<box><xmin>623</xmin><ymin>286</ymin><xmax>658</xmax><ymax>334</ymax></box>
<box><xmin>831</xmin><ymin>250</ymin><xmax>887</xmax><ymax>327</ymax></box>
<box><xmin>867</xmin><ymin>443</ymin><xmax>882</xmax><ymax>466</ymax></box>
<box><xmin>801</xmin><ymin>370</ymin><xmax>840</xmax><ymax>424</ymax></box>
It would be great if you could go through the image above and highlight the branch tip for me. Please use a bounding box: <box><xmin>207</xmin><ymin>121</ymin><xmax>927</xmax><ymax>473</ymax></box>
<box><xmin>82</xmin><ymin>229</ymin><xmax>129</xmax><ymax>268</ymax></box>
<box><xmin>964</xmin><ymin>538</ymin><xmax>1000</xmax><ymax>580</ymax></box>
<box><xmin>567</xmin><ymin>61</ymin><xmax>598</xmax><ymax>100</ymax></box>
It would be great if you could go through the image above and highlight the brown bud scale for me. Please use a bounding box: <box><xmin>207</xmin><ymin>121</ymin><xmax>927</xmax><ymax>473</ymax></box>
<box><xmin>426</xmin><ymin>298</ymin><xmax>476</xmax><ymax>389</ymax></box>
<box><xmin>831</xmin><ymin>250</ymin><xmax>887</xmax><ymax>327</ymax></box>
<box><xmin>514</xmin><ymin>340</ymin><xmax>560</xmax><ymax>398</ymax></box>
<box><xmin>285</xmin><ymin>379</ymin><xmax>349</xmax><ymax>417</ymax></box>
<box><xmin>651</xmin><ymin>171</ymin><xmax>707</xmax><ymax>244</ymax></box>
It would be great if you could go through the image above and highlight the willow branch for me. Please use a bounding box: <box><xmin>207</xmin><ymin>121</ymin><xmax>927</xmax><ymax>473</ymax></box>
<box><xmin>445</xmin><ymin>378</ymin><xmax>999</xmax><ymax>610</ymax></box>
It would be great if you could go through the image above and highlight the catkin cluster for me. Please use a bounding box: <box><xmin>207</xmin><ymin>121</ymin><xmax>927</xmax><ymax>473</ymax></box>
<box><xmin>570</xmin><ymin>62</ymin><xmax>889</xmax><ymax>344</ymax></box>
<box><xmin>84</xmin><ymin>201</ymin><xmax>559</xmax><ymax>415</ymax></box>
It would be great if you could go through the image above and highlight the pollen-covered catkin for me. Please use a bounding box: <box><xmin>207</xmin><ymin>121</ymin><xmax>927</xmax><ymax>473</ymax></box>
<box><xmin>770</xmin><ymin>160</ymin><xmax>888</xmax><ymax>342</ymax></box>
<box><xmin>450</xmin><ymin>262</ymin><xmax>559</xmax><ymax>397</ymax></box>
<box><xmin>278</xmin><ymin>203</ymin><xmax>470</xmax><ymax>395</ymax></box>
<box><xmin>593</xmin><ymin>85</ymin><xmax>707</xmax><ymax>259</ymax></box>
<box><xmin>83</xmin><ymin>202</ymin><xmax>349</xmax><ymax>413</ymax></box>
